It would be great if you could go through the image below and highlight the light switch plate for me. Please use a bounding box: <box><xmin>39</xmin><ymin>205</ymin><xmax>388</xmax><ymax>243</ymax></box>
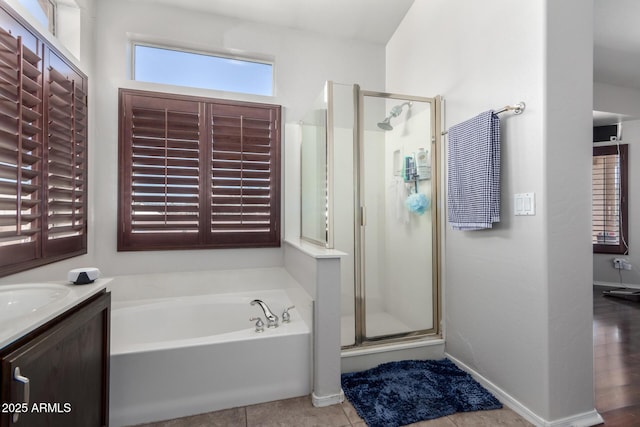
<box><xmin>514</xmin><ymin>193</ymin><xmax>535</xmax><ymax>216</ymax></box>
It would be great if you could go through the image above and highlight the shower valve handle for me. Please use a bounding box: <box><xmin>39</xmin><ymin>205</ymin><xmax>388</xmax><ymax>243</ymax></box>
<box><xmin>249</xmin><ymin>317</ymin><xmax>265</xmax><ymax>332</ymax></box>
<box><xmin>282</xmin><ymin>306</ymin><xmax>295</xmax><ymax>323</ymax></box>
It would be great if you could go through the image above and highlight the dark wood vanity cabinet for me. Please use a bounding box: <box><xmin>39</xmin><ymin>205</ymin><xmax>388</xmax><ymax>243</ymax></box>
<box><xmin>0</xmin><ymin>290</ymin><xmax>110</xmax><ymax>427</ymax></box>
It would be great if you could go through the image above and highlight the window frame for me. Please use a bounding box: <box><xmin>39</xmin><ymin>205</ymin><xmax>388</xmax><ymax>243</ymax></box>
<box><xmin>118</xmin><ymin>88</ymin><xmax>281</xmax><ymax>251</ymax></box>
<box><xmin>131</xmin><ymin>42</ymin><xmax>275</xmax><ymax>97</ymax></box>
<box><xmin>592</xmin><ymin>144</ymin><xmax>628</xmax><ymax>255</ymax></box>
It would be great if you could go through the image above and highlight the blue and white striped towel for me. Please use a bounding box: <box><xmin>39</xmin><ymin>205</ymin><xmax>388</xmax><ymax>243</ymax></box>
<box><xmin>447</xmin><ymin>110</ymin><xmax>501</xmax><ymax>230</ymax></box>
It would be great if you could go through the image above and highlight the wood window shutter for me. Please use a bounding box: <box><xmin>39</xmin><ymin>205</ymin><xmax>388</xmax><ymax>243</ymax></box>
<box><xmin>592</xmin><ymin>144</ymin><xmax>628</xmax><ymax>254</ymax></box>
<box><xmin>119</xmin><ymin>91</ymin><xmax>205</xmax><ymax>250</ymax></box>
<box><xmin>119</xmin><ymin>89</ymin><xmax>280</xmax><ymax>251</ymax></box>
<box><xmin>210</xmin><ymin>102</ymin><xmax>280</xmax><ymax>247</ymax></box>
<box><xmin>43</xmin><ymin>51</ymin><xmax>87</xmax><ymax>257</ymax></box>
<box><xmin>0</xmin><ymin>4</ymin><xmax>88</xmax><ymax>277</ymax></box>
<box><xmin>0</xmin><ymin>26</ymin><xmax>43</xmax><ymax>269</ymax></box>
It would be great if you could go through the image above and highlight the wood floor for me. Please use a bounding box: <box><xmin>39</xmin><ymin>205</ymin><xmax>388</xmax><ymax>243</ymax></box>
<box><xmin>594</xmin><ymin>285</ymin><xmax>640</xmax><ymax>426</ymax></box>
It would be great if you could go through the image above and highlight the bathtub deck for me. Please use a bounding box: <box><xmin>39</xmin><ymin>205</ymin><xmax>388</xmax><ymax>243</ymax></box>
<box><xmin>130</xmin><ymin>395</ymin><xmax>532</xmax><ymax>427</ymax></box>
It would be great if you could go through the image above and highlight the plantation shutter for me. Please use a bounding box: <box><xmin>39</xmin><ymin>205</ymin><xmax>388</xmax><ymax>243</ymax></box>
<box><xmin>119</xmin><ymin>89</ymin><xmax>280</xmax><ymax>251</ymax></box>
<box><xmin>0</xmin><ymin>5</ymin><xmax>88</xmax><ymax>277</ymax></box>
<box><xmin>592</xmin><ymin>144</ymin><xmax>628</xmax><ymax>254</ymax></box>
<box><xmin>0</xmin><ymin>26</ymin><xmax>43</xmax><ymax>269</ymax></box>
<box><xmin>119</xmin><ymin>92</ymin><xmax>205</xmax><ymax>249</ymax></box>
<box><xmin>210</xmin><ymin>103</ymin><xmax>280</xmax><ymax>246</ymax></box>
<box><xmin>43</xmin><ymin>51</ymin><xmax>87</xmax><ymax>256</ymax></box>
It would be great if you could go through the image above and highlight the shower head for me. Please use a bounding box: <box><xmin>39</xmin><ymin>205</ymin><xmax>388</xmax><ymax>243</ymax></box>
<box><xmin>377</xmin><ymin>102</ymin><xmax>412</xmax><ymax>131</ymax></box>
<box><xmin>377</xmin><ymin>117</ymin><xmax>394</xmax><ymax>131</ymax></box>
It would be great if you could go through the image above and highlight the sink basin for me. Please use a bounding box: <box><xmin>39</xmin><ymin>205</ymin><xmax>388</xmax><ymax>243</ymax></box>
<box><xmin>0</xmin><ymin>284</ymin><xmax>71</xmax><ymax>323</ymax></box>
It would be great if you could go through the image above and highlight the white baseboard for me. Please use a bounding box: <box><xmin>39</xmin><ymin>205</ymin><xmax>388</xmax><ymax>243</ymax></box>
<box><xmin>445</xmin><ymin>353</ymin><xmax>603</xmax><ymax>427</ymax></box>
<box><xmin>546</xmin><ymin>410</ymin><xmax>604</xmax><ymax>427</ymax></box>
<box><xmin>594</xmin><ymin>280</ymin><xmax>640</xmax><ymax>289</ymax></box>
<box><xmin>311</xmin><ymin>390</ymin><xmax>344</xmax><ymax>407</ymax></box>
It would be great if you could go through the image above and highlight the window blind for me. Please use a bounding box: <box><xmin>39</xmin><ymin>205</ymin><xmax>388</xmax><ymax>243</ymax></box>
<box><xmin>119</xmin><ymin>89</ymin><xmax>280</xmax><ymax>251</ymax></box>
<box><xmin>592</xmin><ymin>144</ymin><xmax>628</xmax><ymax>254</ymax></box>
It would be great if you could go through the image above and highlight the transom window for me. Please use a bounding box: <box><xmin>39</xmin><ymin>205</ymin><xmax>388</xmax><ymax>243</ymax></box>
<box><xmin>18</xmin><ymin>0</ymin><xmax>56</xmax><ymax>34</ymax></box>
<box><xmin>132</xmin><ymin>44</ymin><xmax>274</xmax><ymax>96</ymax></box>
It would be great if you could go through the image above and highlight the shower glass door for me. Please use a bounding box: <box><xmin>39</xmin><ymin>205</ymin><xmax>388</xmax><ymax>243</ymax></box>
<box><xmin>355</xmin><ymin>91</ymin><xmax>440</xmax><ymax>343</ymax></box>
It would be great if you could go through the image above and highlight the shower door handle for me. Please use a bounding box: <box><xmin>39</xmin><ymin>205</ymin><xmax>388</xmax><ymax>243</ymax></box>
<box><xmin>360</xmin><ymin>206</ymin><xmax>366</xmax><ymax>226</ymax></box>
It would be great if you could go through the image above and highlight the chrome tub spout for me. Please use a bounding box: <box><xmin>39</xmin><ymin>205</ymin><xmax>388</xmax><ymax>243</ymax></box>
<box><xmin>250</xmin><ymin>299</ymin><xmax>279</xmax><ymax>328</ymax></box>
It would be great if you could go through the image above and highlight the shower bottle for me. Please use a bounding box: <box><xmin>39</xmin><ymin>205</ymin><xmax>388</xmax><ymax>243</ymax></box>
<box><xmin>416</xmin><ymin>148</ymin><xmax>431</xmax><ymax>180</ymax></box>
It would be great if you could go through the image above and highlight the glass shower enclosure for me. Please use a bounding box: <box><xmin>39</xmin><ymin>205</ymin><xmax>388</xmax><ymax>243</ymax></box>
<box><xmin>300</xmin><ymin>81</ymin><xmax>441</xmax><ymax>349</ymax></box>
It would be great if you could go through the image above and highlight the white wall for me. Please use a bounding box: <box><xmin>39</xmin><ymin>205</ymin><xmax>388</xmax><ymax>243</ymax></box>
<box><xmin>545</xmin><ymin>2</ymin><xmax>594</xmax><ymax>420</ymax></box>
<box><xmin>1</xmin><ymin>0</ymin><xmax>385</xmax><ymax>283</ymax></box>
<box><xmin>387</xmin><ymin>0</ymin><xmax>595</xmax><ymax>424</ymax></box>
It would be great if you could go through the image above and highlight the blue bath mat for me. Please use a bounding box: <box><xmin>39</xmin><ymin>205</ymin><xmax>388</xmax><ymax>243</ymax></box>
<box><xmin>341</xmin><ymin>359</ymin><xmax>502</xmax><ymax>427</ymax></box>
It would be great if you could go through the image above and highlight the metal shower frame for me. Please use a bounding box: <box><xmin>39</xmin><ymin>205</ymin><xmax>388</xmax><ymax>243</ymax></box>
<box><xmin>346</xmin><ymin>85</ymin><xmax>443</xmax><ymax>349</ymax></box>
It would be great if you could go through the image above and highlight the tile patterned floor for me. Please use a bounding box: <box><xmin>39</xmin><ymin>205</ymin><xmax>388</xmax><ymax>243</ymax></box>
<box><xmin>132</xmin><ymin>395</ymin><xmax>532</xmax><ymax>427</ymax></box>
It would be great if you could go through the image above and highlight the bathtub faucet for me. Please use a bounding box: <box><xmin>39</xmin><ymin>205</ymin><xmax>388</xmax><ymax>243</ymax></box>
<box><xmin>250</xmin><ymin>299</ymin><xmax>279</xmax><ymax>328</ymax></box>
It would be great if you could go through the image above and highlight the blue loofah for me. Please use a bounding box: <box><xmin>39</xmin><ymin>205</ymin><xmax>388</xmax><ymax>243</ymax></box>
<box><xmin>405</xmin><ymin>192</ymin><xmax>430</xmax><ymax>215</ymax></box>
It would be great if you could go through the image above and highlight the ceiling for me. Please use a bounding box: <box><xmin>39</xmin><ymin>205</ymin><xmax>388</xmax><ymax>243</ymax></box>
<box><xmin>594</xmin><ymin>0</ymin><xmax>640</xmax><ymax>90</ymax></box>
<box><xmin>593</xmin><ymin>110</ymin><xmax>634</xmax><ymax>127</ymax></box>
<box><xmin>127</xmin><ymin>0</ymin><xmax>415</xmax><ymax>44</ymax></box>
<box><xmin>594</xmin><ymin>0</ymin><xmax>640</xmax><ymax>124</ymax></box>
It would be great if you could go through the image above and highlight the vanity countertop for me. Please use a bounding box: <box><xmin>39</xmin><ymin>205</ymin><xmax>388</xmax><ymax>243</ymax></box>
<box><xmin>0</xmin><ymin>278</ymin><xmax>111</xmax><ymax>349</ymax></box>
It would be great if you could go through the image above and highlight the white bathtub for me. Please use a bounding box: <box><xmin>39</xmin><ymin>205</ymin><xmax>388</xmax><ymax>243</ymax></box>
<box><xmin>108</xmin><ymin>269</ymin><xmax>313</xmax><ymax>427</ymax></box>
